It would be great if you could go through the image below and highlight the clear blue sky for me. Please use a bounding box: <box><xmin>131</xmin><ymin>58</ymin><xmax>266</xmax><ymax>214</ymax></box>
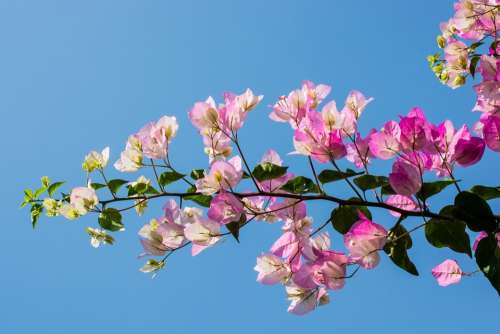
<box><xmin>1</xmin><ymin>1</ymin><xmax>498</xmax><ymax>333</ymax></box>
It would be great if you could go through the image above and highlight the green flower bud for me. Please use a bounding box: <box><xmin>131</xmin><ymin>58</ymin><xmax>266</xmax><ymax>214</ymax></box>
<box><xmin>453</xmin><ymin>75</ymin><xmax>466</xmax><ymax>87</ymax></box>
<box><xmin>437</xmin><ymin>35</ymin><xmax>446</xmax><ymax>49</ymax></box>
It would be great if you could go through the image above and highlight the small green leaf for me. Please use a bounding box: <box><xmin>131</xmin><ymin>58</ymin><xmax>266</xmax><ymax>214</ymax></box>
<box><xmin>384</xmin><ymin>225</ymin><xmax>419</xmax><ymax>276</ymax></box>
<box><xmin>47</xmin><ymin>182</ymin><xmax>65</xmax><ymax>197</ymax></box>
<box><xmin>425</xmin><ymin>205</ymin><xmax>472</xmax><ymax>256</ymax></box>
<box><xmin>30</xmin><ymin>203</ymin><xmax>43</xmax><ymax>228</ymax></box>
<box><xmin>98</xmin><ymin>208</ymin><xmax>124</xmax><ymax>232</ymax></box>
<box><xmin>280</xmin><ymin>176</ymin><xmax>319</xmax><ymax>194</ymax></box>
<box><xmin>381</xmin><ymin>184</ymin><xmax>396</xmax><ymax>195</ymax></box>
<box><xmin>453</xmin><ymin>191</ymin><xmax>497</xmax><ymax>232</ymax></box>
<box><xmin>330</xmin><ymin>204</ymin><xmax>372</xmax><ymax>234</ymax></box>
<box><xmin>470</xmin><ymin>185</ymin><xmax>500</xmax><ymax>201</ymax></box>
<box><xmin>252</xmin><ymin>163</ymin><xmax>288</xmax><ymax>182</ymax></box>
<box><xmin>159</xmin><ymin>171</ymin><xmax>185</xmax><ymax>187</ymax></box>
<box><xmin>190</xmin><ymin>169</ymin><xmax>205</xmax><ymax>180</ymax></box>
<box><xmin>225</xmin><ymin>215</ymin><xmax>246</xmax><ymax>242</ymax></box>
<box><xmin>353</xmin><ymin>175</ymin><xmax>388</xmax><ymax>191</ymax></box>
<box><xmin>475</xmin><ymin>233</ymin><xmax>500</xmax><ymax>295</ymax></box>
<box><xmin>34</xmin><ymin>186</ymin><xmax>47</xmax><ymax>199</ymax></box>
<box><xmin>107</xmin><ymin>179</ymin><xmax>128</xmax><ymax>194</ymax></box>
<box><xmin>90</xmin><ymin>183</ymin><xmax>107</xmax><ymax>190</ymax></box>
<box><xmin>242</xmin><ymin>171</ymin><xmax>251</xmax><ymax>179</ymax></box>
<box><xmin>318</xmin><ymin>169</ymin><xmax>363</xmax><ymax>184</ymax></box>
<box><xmin>416</xmin><ymin>179</ymin><xmax>457</xmax><ymax>202</ymax></box>
<box><xmin>184</xmin><ymin>186</ymin><xmax>212</xmax><ymax>207</ymax></box>
<box><xmin>469</xmin><ymin>55</ymin><xmax>481</xmax><ymax>78</ymax></box>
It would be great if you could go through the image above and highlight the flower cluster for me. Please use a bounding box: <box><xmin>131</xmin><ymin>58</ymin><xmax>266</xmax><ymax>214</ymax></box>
<box><xmin>255</xmin><ymin>209</ymin><xmax>387</xmax><ymax>314</ymax></box>
<box><xmin>115</xmin><ymin>116</ymin><xmax>179</xmax><ymax>172</ymax></box>
<box><xmin>428</xmin><ymin>0</ymin><xmax>499</xmax><ymax>152</ymax></box>
<box><xmin>189</xmin><ymin>89</ymin><xmax>263</xmax><ymax>162</ymax></box>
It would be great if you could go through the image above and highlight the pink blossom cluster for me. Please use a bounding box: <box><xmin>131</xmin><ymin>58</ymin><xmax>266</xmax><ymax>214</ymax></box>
<box><xmin>254</xmin><ymin>208</ymin><xmax>387</xmax><ymax>315</ymax></box>
<box><xmin>114</xmin><ymin>116</ymin><xmax>179</xmax><ymax>172</ymax></box>
<box><xmin>430</xmin><ymin>0</ymin><xmax>499</xmax><ymax>152</ymax></box>
<box><xmin>189</xmin><ymin>89</ymin><xmax>263</xmax><ymax>162</ymax></box>
<box><xmin>270</xmin><ymin>81</ymin><xmax>494</xmax><ymax>201</ymax></box>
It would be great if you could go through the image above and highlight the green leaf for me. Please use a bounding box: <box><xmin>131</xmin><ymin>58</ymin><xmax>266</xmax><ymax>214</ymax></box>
<box><xmin>381</xmin><ymin>184</ymin><xmax>396</xmax><ymax>195</ymax></box>
<box><xmin>453</xmin><ymin>191</ymin><xmax>497</xmax><ymax>232</ymax></box>
<box><xmin>353</xmin><ymin>175</ymin><xmax>388</xmax><ymax>191</ymax></box>
<box><xmin>475</xmin><ymin>233</ymin><xmax>500</xmax><ymax>295</ymax></box>
<box><xmin>242</xmin><ymin>171</ymin><xmax>251</xmax><ymax>179</ymax></box>
<box><xmin>159</xmin><ymin>171</ymin><xmax>185</xmax><ymax>187</ymax></box>
<box><xmin>90</xmin><ymin>183</ymin><xmax>107</xmax><ymax>190</ymax></box>
<box><xmin>416</xmin><ymin>180</ymin><xmax>457</xmax><ymax>202</ymax></box>
<box><xmin>469</xmin><ymin>55</ymin><xmax>481</xmax><ymax>78</ymax></box>
<box><xmin>384</xmin><ymin>225</ymin><xmax>419</xmax><ymax>276</ymax></box>
<box><xmin>318</xmin><ymin>168</ymin><xmax>363</xmax><ymax>184</ymax></box>
<box><xmin>470</xmin><ymin>185</ymin><xmax>500</xmax><ymax>201</ymax></box>
<box><xmin>252</xmin><ymin>163</ymin><xmax>288</xmax><ymax>182</ymax></box>
<box><xmin>98</xmin><ymin>208</ymin><xmax>124</xmax><ymax>232</ymax></box>
<box><xmin>21</xmin><ymin>189</ymin><xmax>34</xmax><ymax>208</ymax></box>
<box><xmin>184</xmin><ymin>186</ymin><xmax>212</xmax><ymax>207</ymax></box>
<box><xmin>47</xmin><ymin>181</ymin><xmax>65</xmax><ymax>197</ymax></box>
<box><xmin>190</xmin><ymin>169</ymin><xmax>205</xmax><ymax>180</ymax></box>
<box><xmin>225</xmin><ymin>215</ymin><xmax>246</xmax><ymax>242</ymax></box>
<box><xmin>30</xmin><ymin>203</ymin><xmax>43</xmax><ymax>228</ymax></box>
<box><xmin>34</xmin><ymin>186</ymin><xmax>47</xmax><ymax>199</ymax></box>
<box><xmin>280</xmin><ymin>176</ymin><xmax>319</xmax><ymax>194</ymax></box>
<box><xmin>330</xmin><ymin>203</ymin><xmax>372</xmax><ymax>234</ymax></box>
<box><xmin>107</xmin><ymin>179</ymin><xmax>129</xmax><ymax>194</ymax></box>
<box><xmin>425</xmin><ymin>205</ymin><xmax>472</xmax><ymax>256</ymax></box>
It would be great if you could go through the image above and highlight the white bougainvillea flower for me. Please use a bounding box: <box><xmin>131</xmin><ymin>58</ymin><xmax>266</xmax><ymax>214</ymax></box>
<box><xmin>82</xmin><ymin>147</ymin><xmax>110</xmax><ymax>173</ymax></box>
<box><xmin>254</xmin><ymin>253</ymin><xmax>290</xmax><ymax>285</ymax></box>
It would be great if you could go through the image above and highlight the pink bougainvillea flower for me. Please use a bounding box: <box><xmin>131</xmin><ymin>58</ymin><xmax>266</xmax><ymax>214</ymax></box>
<box><xmin>271</xmin><ymin>199</ymin><xmax>307</xmax><ymax>224</ymax></box>
<box><xmin>254</xmin><ymin>253</ymin><xmax>290</xmax><ymax>285</ymax></box>
<box><xmin>208</xmin><ymin>191</ymin><xmax>244</xmax><ymax>225</ymax></box>
<box><xmin>229</xmin><ymin>88</ymin><xmax>264</xmax><ymax>112</ymax></box>
<box><xmin>342</xmin><ymin>89</ymin><xmax>374</xmax><ymax>119</ymax></box>
<box><xmin>196</xmin><ymin>156</ymin><xmax>243</xmax><ymax>195</ymax></box>
<box><xmin>188</xmin><ymin>96</ymin><xmax>219</xmax><ymax>131</ymax></box>
<box><xmin>431</xmin><ymin>259</ymin><xmax>464</xmax><ymax>287</ymax></box>
<box><xmin>398</xmin><ymin>107</ymin><xmax>432</xmax><ymax>152</ymax></box>
<box><xmin>453</xmin><ymin>136</ymin><xmax>485</xmax><ymax>166</ymax></box>
<box><xmin>270</xmin><ymin>89</ymin><xmax>308</xmax><ymax>127</ymax></box>
<box><xmin>183</xmin><ymin>218</ymin><xmax>221</xmax><ymax>256</ymax></box>
<box><xmin>346</xmin><ymin>130</ymin><xmax>376</xmax><ymax>168</ymax></box>
<box><xmin>293</xmin><ymin>110</ymin><xmax>346</xmax><ymax>162</ymax></box>
<box><xmin>369</xmin><ymin>121</ymin><xmax>401</xmax><ymax>159</ymax></box>
<box><xmin>389</xmin><ymin>159</ymin><xmax>422</xmax><ymax>196</ymax></box>
<box><xmin>136</xmin><ymin>122</ymin><xmax>168</xmax><ymax>160</ymax></box>
<box><xmin>156</xmin><ymin>222</ymin><xmax>185</xmax><ymax>249</ymax></box>
<box><xmin>344</xmin><ymin>212</ymin><xmax>387</xmax><ymax>269</ymax></box>
<box><xmin>481</xmin><ymin>115</ymin><xmax>500</xmax><ymax>152</ymax></box>
<box><xmin>286</xmin><ymin>284</ymin><xmax>329</xmax><ymax>315</ymax></box>
<box><xmin>270</xmin><ymin>81</ymin><xmax>331</xmax><ymax>128</ymax></box>
<box><xmin>385</xmin><ymin>195</ymin><xmax>418</xmax><ymax>217</ymax></box>
<box><xmin>114</xmin><ymin>135</ymin><xmax>143</xmax><ymax>172</ymax></box>
<box><xmin>70</xmin><ymin>186</ymin><xmax>99</xmax><ymax>215</ymax></box>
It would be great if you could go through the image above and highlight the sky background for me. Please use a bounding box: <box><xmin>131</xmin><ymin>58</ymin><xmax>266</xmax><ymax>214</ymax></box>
<box><xmin>0</xmin><ymin>0</ymin><xmax>498</xmax><ymax>333</ymax></box>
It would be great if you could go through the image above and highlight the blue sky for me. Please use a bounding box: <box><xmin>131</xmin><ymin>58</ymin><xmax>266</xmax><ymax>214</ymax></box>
<box><xmin>0</xmin><ymin>0</ymin><xmax>498</xmax><ymax>333</ymax></box>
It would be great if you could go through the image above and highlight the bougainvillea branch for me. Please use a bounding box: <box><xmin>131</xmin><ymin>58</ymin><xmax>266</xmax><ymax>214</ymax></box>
<box><xmin>22</xmin><ymin>0</ymin><xmax>499</xmax><ymax>315</ymax></box>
